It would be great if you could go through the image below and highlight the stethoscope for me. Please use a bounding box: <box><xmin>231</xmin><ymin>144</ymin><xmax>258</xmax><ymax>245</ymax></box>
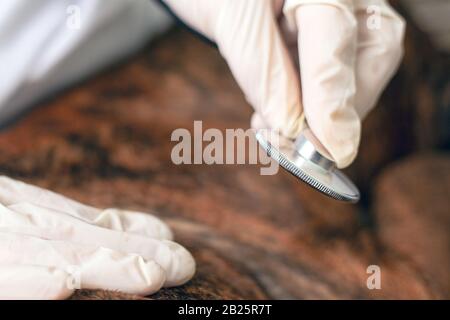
<box><xmin>256</xmin><ymin>127</ymin><xmax>360</xmax><ymax>203</ymax></box>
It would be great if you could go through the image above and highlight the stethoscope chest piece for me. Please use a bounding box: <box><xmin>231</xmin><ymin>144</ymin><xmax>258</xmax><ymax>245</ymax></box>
<box><xmin>255</xmin><ymin>129</ymin><xmax>360</xmax><ymax>203</ymax></box>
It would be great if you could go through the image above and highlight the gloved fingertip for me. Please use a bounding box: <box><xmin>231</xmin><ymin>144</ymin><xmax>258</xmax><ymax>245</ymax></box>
<box><xmin>250</xmin><ymin>112</ymin><xmax>269</xmax><ymax>132</ymax></box>
<box><xmin>335</xmin><ymin>147</ymin><xmax>359</xmax><ymax>169</ymax></box>
<box><xmin>161</xmin><ymin>240</ymin><xmax>196</xmax><ymax>288</ymax></box>
<box><xmin>318</xmin><ymin>121</ymin><xmax>361</xmax><ymax>169</ymax></box>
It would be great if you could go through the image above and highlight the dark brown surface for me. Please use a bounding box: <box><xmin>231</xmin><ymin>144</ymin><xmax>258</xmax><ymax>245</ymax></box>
<box><xmin>374</xmin><ymin>154</ymin><xmax>450</xmax><ymax>297</ymax></box>
<box><xmin>0</xmin><ymin>22</ymin><xmax>448</xmax><ymax>299</ymax></box>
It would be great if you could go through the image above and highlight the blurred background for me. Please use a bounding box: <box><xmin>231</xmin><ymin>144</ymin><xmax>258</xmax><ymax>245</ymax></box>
<box><xmin>0</xmin><ymin>0</ymin><xmax>448</xmax><ymax>299</ymax></box>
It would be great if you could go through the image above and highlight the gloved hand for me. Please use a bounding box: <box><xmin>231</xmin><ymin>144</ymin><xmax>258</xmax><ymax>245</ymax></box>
<box><xmin>0</xmin><ymin>176</ymin><xmax>195</xmax><ymax>299</ymax></box>
<box><xmin>163</xmin><ymin>0</ymin><xmax>405</xmax><ymax>168</ymax></box>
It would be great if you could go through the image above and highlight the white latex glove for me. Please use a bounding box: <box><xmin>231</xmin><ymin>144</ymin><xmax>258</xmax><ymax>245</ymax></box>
<box><xmin>0</xmin><ymin>176</ymin><xmax>195</xmax><ymax>299</ymax></box>
<box><xmin>163</xmin><ymin>0</ymin><xmax>405</xmax><ymax>168</ymax></box>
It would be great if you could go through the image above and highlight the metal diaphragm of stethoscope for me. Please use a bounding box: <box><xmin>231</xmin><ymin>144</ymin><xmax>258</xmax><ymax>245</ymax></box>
<box><xmin>255</xmin><ymin>128</ymin><xmax>360</xmax><ymax>203</ymax></box>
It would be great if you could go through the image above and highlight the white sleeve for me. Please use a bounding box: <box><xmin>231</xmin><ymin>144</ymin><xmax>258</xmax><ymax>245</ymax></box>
<box><xmin>0</xmin><ymin>0</ymin><xmax>172</xmax><ymax>126</ymax></box>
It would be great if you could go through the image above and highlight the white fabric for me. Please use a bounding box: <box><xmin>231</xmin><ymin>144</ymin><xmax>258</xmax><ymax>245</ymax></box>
<box><xmin>0</xmin><ymin>176</ymin><xmax>195</xmax><ymax>299</ymax></box>
<box><xmin>164</xmin><ymin>0</ymin><xmax>405</xmax><ymax>168</ymax></box>
<box><xmin>0</xmin><ymin>0</ymin><xmax>172</xmax><ymax>126</ymax></box>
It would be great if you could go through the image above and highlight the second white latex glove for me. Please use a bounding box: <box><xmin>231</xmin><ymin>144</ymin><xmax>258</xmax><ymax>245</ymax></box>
<box><xmin>163</xmin><ymin>0</ymin><xmax>405</xmax><ymax>168</ymax></box>
<box><xmin>0</xmin><ymin>176</ymin><xmax>195</xmax><ymax>299</ymax></box>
